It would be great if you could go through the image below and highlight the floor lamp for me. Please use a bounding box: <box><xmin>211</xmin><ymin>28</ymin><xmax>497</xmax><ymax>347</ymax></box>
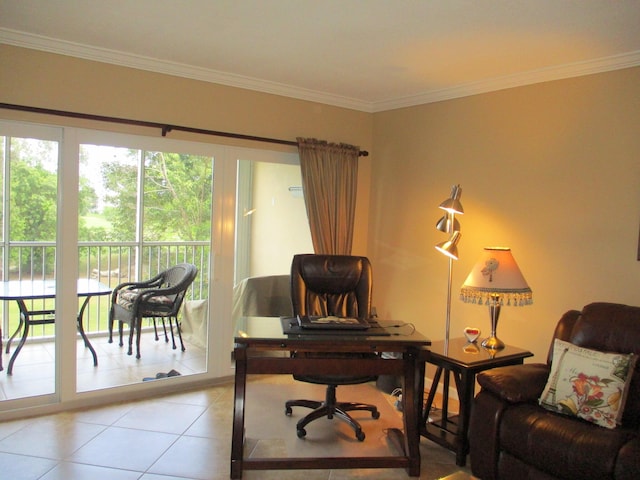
<box><xmin>433</xmin><ymin>185</ymin><xmax>463</xmax><ymax>427</ymax></box>
<box><xmin>434</xmin><ymin>185</ymin><xmax>463</xmax><ymax>350</ymax></box>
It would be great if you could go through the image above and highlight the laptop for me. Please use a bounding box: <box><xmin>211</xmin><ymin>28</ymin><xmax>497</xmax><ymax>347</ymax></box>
<box><xmin>297</xmin><ymin>314</ymin><xmax>370</xmax><ymax>330</ymax></box>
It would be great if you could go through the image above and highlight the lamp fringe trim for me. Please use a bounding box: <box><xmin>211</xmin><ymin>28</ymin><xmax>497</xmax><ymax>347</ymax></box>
<box><xmin>460</xmin><ymin>288</ymin><xmax>533</xmax><ymax>306</ymax></box>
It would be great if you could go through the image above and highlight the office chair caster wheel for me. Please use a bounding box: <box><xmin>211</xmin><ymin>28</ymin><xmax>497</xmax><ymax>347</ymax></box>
<box><xmin>356</xmin><ymin>430</ymin><xmax>365</xmax><ymax>441</ymax></box>
<box><xmin>297</xmin><ymin>428</ymin><xmax>307</xmax><ymax>438</ymax></box>
<box><xmin>372</xmin><ymin>411</ymin><xmax>380</xmax><ymax>419</ymax></box>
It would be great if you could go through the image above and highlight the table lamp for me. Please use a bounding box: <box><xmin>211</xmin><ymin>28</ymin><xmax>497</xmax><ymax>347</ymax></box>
<box><xmin>460</xmin><ymin>247</ymin><xmax>532</xmax><ymax>349</ymax></box>
<box><xmin>434</xmin><ymin>184</ymin><xmax>463</xmax><ymax>345</ymax></box>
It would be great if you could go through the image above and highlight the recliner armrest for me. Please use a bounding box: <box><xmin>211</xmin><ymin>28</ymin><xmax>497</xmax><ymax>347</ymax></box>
<box><xmin>477</xmin><ymin>363</ymin><xmax>550</xmax><ymax>403</ymax></box>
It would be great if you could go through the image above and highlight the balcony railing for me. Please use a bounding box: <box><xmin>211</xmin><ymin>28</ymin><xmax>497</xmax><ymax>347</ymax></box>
<box><xmin>1</xmin><ymin>242</ymin><xmax>210</xmax><ymax>339</ymax></box>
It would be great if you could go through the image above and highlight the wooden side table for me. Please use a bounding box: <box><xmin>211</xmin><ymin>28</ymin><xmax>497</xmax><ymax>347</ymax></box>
<box><xmin>420</xmin><ymin>337</ymin><xmax>533</xmax><ymax>466</ymax></box>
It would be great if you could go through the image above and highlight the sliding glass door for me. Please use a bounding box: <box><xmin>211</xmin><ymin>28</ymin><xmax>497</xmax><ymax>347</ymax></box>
<box><xmin>0</xmin><ymin>119</ymin><xmax>311</xmax><ymax>413</ymax></box>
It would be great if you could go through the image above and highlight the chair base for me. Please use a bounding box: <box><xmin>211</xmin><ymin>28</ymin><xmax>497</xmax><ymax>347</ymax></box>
<box><xmin>285</xmin><ymin>384</ymin><xmax>380</xmax><ymax>441</ymax></box>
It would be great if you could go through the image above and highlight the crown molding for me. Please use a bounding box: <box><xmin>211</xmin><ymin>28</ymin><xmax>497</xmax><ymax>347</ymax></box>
<box><xmin>2</xmin><ymin>28</ymin><xmax>640</xmax><ymax>114</ymax></box>
<box><xmin>371</xmin><ymin>50</ymin><xmax>640</xmax><ymax>112</ymax></box>
<box><xmin>0</xmin><ymin>29</ymin><xmax>372</xmax><ymax>112</ymax></box>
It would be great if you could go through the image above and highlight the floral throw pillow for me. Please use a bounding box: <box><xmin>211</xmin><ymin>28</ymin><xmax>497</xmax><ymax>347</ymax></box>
<box><xmin>539</xmin><ymin>339</ymin><xmax>637</xmax><ymax>429</ymax></box>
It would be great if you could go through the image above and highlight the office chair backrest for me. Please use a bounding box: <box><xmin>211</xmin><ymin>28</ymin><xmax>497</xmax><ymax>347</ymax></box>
<box><xmin>290</xmin><ymin>254</ymin><xmax>372</xmax><ymax>319</ymax></box>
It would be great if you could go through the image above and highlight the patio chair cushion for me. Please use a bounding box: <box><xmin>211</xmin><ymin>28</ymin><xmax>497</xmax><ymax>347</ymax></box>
<box><xmin>116</xmin><ymin>289</ymin><xmax>174</xmax><ymax>316</ymax></box>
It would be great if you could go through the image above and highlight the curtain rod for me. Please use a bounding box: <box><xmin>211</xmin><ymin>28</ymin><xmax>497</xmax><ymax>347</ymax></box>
<box><xmin>0</xmin><ymin>102</ymin><xmax>369</xmax><ymax>157</ymax></box>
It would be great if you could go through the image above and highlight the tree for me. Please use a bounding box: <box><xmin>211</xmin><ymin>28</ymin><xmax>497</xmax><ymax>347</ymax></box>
<box><xmin>5</xmin><ymin>137</ymin><xmax>100</xmax><ymax>274</ymax></box>
<box><xmin>10</xmin><ymin>160</ymin><xmax>57</xmax><ymax>242</ymax></box>
<box><xmin>7</xmin><ymin>138</ymin><xmax>58</xmax><ymax>274</ymax></box>
<box><xmin>100</xmin><ymin>150</ymin><xmax>213</xmax><ymax>242</ymax></box>
<box><xmin>142</xmin><ymin>151</ymin><xmax>213</xmax><ymax>241</ymax></box>
<box><xmin>100</xmin><ymin>152</ymin><xmax>139</xmax><ymax>241</ymax></box>
<box><xmin>8</xmin><ymin>138</ymin><xmax>58</xmax><ymax>243</ymax></box>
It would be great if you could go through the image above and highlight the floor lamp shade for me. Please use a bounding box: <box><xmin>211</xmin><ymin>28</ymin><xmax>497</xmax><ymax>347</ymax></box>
<box><xmin>435</xmin><ymin>231</ymin><xmax>461</xmax><ymax>260</ymax></box>
<box><xmin>460</xmin><ymin>247</ymin><xmax>532</xmax><ymax>349</ymax></box>
<box><xmin>439</xmin><ymin>184</ymin><xmax>464</xmax><ymax>215</ymax></box>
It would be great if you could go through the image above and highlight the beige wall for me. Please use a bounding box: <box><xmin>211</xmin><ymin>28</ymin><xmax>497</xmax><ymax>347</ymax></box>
<box><xmin>371</xmin><ymin>67</ymin><xmax>640</xmax><ymax>361</ymax></box>
<box><xmin>2</xmin><ymin>44</ymin><xmax>639</xmax><ymax>364</ymax></box>
<box><xmin>249</xmin><ymin>161</ymin><xmax>313</xmax><ymax>275</ymax></box>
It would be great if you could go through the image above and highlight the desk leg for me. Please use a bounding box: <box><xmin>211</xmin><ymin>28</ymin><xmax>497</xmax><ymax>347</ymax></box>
<box><xmin>77</xmin><ymin>296</ymin><xmax>98</xmax><ymax>366</ymax></box>
<box><xmin>231</xmin><ymin>346</ymin><xmax>247</xmax><ymax>479</ymax></box>
<box><xmin>401</xmin><ymin>349</ymin><xmax>421</xmax><ymax>477</ymax></box>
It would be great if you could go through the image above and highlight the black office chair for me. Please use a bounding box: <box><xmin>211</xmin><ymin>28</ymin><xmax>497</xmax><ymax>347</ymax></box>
<box><xmin>284</xmin><ymin>254</ymin><xmax>380</xmax><ymax>441</ymax></box>
<box><xmin>109</xmin><ymin>263</ymin><xmax>198</xmax><ymax>359</ymax></box>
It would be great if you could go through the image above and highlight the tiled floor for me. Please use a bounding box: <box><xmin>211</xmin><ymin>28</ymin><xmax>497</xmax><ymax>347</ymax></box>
<box><xmin>0</xmin><ymin>325</ymin><xmax>475</xmax><ymax>479</ymax></box>
<box><xmin>0</xmin><ymin>374</ymin><xmax>476</xmax><ymax>479</ymax></box>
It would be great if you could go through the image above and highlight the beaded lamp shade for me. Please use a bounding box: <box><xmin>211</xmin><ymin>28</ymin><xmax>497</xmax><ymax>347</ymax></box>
<box><xmin>460</xmin><ymin>247</ymin><xmax>532</xmax><ymax>349</ymax></box>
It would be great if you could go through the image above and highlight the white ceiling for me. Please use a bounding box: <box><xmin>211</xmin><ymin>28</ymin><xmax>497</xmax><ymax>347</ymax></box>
<box><xmin>1</xmin><ymin>0</ymin><xmax>640</xmax><ymax>112</ymax></box>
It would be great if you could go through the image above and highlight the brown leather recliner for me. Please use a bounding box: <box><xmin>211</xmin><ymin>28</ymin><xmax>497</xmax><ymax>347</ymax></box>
<box><xmin>469</xmin><ymin>302</ymin><xmax>640</xmax><ymax>480</ymax></box>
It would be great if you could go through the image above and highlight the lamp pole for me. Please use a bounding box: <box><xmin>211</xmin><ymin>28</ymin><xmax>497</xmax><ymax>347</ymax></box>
<box><xmin>435</xmin><ymin>215</ymin><xmax>461</xmax><ymax>352</ymax></box>
<box><xmin>445</xmin><ymin>255</ymin><xmax>453</xmax><ymax>353</ymax></box>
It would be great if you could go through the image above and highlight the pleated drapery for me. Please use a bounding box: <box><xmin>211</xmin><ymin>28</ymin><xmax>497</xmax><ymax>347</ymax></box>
<box><xmin>297</xmin><ymin>138</ymin><xmax>359</xmax><ymax>255</ymax></box>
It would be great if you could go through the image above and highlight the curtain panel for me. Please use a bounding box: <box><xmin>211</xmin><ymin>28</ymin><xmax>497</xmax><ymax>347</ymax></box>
<box><xmin>297</xmin><ymin>138</ymin><xmax>359</xmax><ymax>255</ymax></box>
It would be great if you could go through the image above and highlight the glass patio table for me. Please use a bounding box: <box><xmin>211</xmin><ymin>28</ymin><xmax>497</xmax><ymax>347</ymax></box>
<box><xmin>0</xmin><ymin>278</ymin><xmax>112</xmax><ymax>375</ymax></box>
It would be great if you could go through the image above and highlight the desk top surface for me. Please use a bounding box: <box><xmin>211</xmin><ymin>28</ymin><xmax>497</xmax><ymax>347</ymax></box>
<box><xmin>0</xmin><ymin>279</ymin><xmax>112</xmax><ymax>300</ymax></box>
<box><xmin>235</xmin><ymin>317</ymin><xmax>431</xmax><ymax>351</ymax></box>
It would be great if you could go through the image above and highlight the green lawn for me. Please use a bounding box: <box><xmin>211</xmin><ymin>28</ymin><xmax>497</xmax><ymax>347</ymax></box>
<box><xmin>81</xmin><ymin>214</ymin><xmax>112</xmax><ymax>230</ymax></box>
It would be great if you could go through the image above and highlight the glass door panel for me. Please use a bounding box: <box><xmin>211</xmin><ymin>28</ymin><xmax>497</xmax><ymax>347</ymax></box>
<box><xmin>0</xmin><ymin>126</ymin><xmax>59</xmax><ymax>401</ymax></box>
<box><xmin>77</xmin><ymin>141</ymin><xmax>212</xmax><ymax>391</ymax></box>
<box><xmin>233</xmin><ymin>154</ymin><xmax>313</xmax><ymax>340</ymax></box>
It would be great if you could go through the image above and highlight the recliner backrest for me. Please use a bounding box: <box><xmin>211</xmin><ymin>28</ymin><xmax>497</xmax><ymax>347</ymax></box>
<box><xmin>290</xmin><ymin>254</ymin><xmax>372</xmax><ymax>319</ymax></box>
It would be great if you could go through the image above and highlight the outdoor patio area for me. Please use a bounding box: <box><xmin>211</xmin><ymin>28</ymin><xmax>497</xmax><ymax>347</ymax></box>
<box><xmin>0</xmin><ymin>330</ymin><xmax>207</xmax><ymax>400</ymax></box>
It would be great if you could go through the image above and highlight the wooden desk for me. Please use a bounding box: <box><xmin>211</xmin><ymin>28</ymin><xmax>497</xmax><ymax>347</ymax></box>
<box><xmin>420</xmin><ymin>338</ymin><xmax>533</xmax><ymax>466</ymax></box>
<box><xmin>231</xmin><ymin>318</ymin><xmax>430</xmax><ymax>479</ymax></box>
<box><xmin>1</xmin><ymin>279</ymin><xmax>112</xmax><ymax>375</ymax></box>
